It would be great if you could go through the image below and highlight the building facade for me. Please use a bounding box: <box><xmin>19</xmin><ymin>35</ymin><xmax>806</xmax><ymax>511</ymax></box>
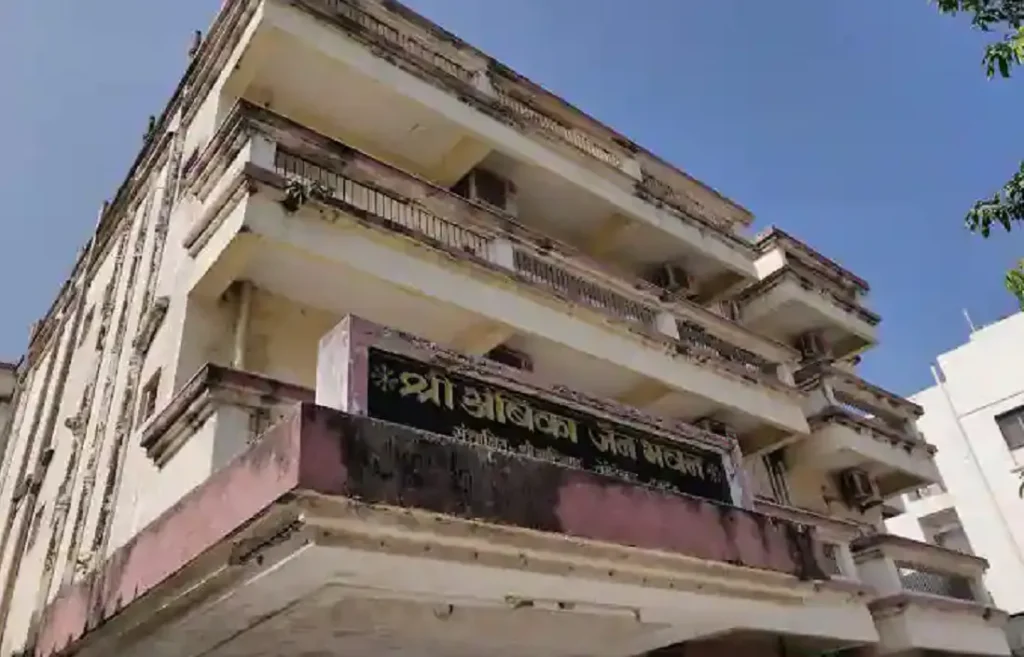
<box><xmin>885</xmin><ymin>312</ymin><xmax>1024</xmax><ymax>653</ymax></box>
<box><xmin>0</xmin><ymin>363</ymin><xmax>17</xmax><ymax>481</ymax></box>
<box><xmin>0</xmin><ymin>1</ymin><xmax>1010</xmax><ymax>656</ymax></box>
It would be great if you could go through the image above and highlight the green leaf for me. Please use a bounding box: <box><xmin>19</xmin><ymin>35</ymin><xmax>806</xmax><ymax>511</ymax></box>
<box><xmin>964</xmin><ymin>161</ymin><xmax>1024</xmax><ymax>236</ymax></box>
<box><xmin>1006</xmin><ymin>261</ymin><xmax>1024</xmax><ymax>308</ymax></box>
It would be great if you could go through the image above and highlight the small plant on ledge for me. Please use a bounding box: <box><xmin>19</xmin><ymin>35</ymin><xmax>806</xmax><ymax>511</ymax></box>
<box><xmin>308</xmin><ymin>180</ymin><xmax>335</xmax><ymax>203</ymax></box>
<box><xmin>281</xmin><ymin>179</ymin><xmax>309</xmax><ymax>213</ymax></box>
<box><xmin>280</xmin><ymin>179</ymin><xmax>335</xmax><ymax>213</ymax></box>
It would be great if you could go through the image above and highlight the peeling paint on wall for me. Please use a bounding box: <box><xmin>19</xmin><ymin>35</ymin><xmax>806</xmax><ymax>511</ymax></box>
<box><xmin>63</xmin><ymin>188</ymin><xmax>153</xmax><ymax>585</ymax></box>
<box><xmin>92</xmin><ymin>130</ymin><xmax>185</xmax><ymax>562</ymax></box>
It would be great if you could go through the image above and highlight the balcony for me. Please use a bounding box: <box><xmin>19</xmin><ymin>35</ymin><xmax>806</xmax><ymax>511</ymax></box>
<box><xmin>796</xmin><ymin>362</ymin><xmax>924</xmax><ymax>428</ymax></box>
<box><xmin>196</xmin><ymin>0</ymin><xmax>758</xmax><ymax>298</ymax></box>
<box><xmin>786</xmin><ymin>364</ymin><xmax>939</xmax><ymax>498</ymax></box>
<box><xmin>734</xmin><ymin>228</ymin><xmax>879</xmax><ymax>360</ymax></box>
<box><xmin>29</xmin><ymin>321</ymin><xmax>881</xmax><ymax>657</ymax></box>
<box><xmin>852</xmin><ymin>534</ymin><xmax>1011</xmax><ymax>656</ymax></box>
<box><xmin>121</xmin><ymin>365</ymin><xmax>314</xmax><ymax>540</ymax></box>
<box><xmin>176</xmin><ymin>101</ymin><xmax>808</xmax><ymax>449</ymax></box>
<box><xmin>755</xmin><ymin>499</ymin><xmax>868</xmax><ymax>582</ymax></box>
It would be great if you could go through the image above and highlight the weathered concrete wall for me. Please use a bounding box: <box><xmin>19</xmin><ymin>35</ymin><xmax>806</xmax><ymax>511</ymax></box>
<box><xmin>33</xmin><ymin>403</ymin><xmax>827</xmax><ymax>657</ymax></box>
<box><xmin>0</xmin><ymin>6</ymin><xmax>263</xmax><ymax>651</ymax></box>
<box><xmin>314</xmin><ymin>405</ymin><xmax>822</xmax><ymax>577</ymax></box>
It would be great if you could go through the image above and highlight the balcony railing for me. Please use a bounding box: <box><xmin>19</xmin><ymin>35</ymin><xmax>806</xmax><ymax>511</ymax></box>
<box><xmin>897</xmin><ymin>563</ymin><xmax>975</xmax><ymax>601</ymax></box>
<box><xmin>736</xmin><ymin>267</ymin><xmax>881</xmax><ymax>328</ymax></box>
<box><xmin>303</xmin><ymin>0</ymin><xmax>475</xmax><ymax>84</ymax></box>
<box><xmin>492</xmin><ymin>87</ymin><xmax>625</xmax><ymax>170</ymax></box>
<box><xmin>218</xmin><ymin>105</ymin><xmax>793</xmax><ymax>390</ymax></box>
<box><xmin>808</xmin><ymin>407</ymin><xmax>932</xmax><ymax>457</ymax></box>
<box><xmin>675</xmin><ymin>319</ymin><xmax>776</xmax><ymax>381</ymax></box>
<box><xmin>511</xmin><ymin>248</ymin><xmax>657</xmax><ymax>327</ymax></box>
<box><xmin>797</xmin><ymin>362</ymin><xmax>923</xmax><ymax>426</ymax></box>
<box><xmin>852</xmin><ymin>533</ymin><xmax>989</xmax><ymax>605</ymax></box>
<box><xmin>755</xmin><ymin>227</ymin><xmax>870</xmax><ymax>298</ymax></box>
<box><xmin>275</xmin><ymin>150</ymin><xmax>492</xmax><ymax>259</ymax></box>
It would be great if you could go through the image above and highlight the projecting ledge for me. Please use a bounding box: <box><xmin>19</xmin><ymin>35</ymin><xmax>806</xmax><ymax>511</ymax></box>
<box><xmin>34</xmin><ymin>404</ymin><xmax>837</xmax><ymax>657</ymax></box>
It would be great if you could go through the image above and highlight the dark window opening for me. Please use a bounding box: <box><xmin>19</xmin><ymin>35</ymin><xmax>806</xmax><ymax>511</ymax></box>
<box><xmin>996</xmin><ymin>406</ymin><xmax>1024</xmax><ymax>451</ymax></box>
<box><xmin>485</xmin><ymin>344</ymin><xmax>533</xmax><ymax>372</ymax></box>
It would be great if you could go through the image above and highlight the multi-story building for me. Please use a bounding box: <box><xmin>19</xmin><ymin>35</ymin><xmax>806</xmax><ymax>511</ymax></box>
<box><xmin>0</xmin><ymin>363</ymin><xmax>17</xmax><ymax>475</ymax></box>
<box><xmin>885</xmin><ymin>311</ymin><xmax>1024</xmax><ymax>654</ymax></box>
<box><xmin>0</xmin><ymin>1</ymin><xmax>1010</xmax><ymax>656</ymax></box>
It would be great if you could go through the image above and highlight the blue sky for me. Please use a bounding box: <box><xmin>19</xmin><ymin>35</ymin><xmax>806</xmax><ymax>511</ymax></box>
<box><xmin>2</xmin><ymin>1</ymin><xmax>1023</xmax><ymax>395</ymax></box>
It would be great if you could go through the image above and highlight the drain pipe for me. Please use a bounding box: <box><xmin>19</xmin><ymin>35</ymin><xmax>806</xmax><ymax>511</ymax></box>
<box><xmin>931</xmin><ymin>364</ymin><xmax>1024</xmax><ymax>569</ymax></box>
<box><xmin>231</xmin><ymin>280</ymin><xmax>253</xmax><ymax>370</ymax></box>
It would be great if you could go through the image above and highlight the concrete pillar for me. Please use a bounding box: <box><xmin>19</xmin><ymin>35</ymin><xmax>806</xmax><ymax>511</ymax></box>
<box><xmin>775</xmin><ymin>362</ymin><xmax>796</xmax><ymax>386</ymax></box>
<box><xmin>247</xmin><ymin>132</ymin><xmax>277</xmax><ymax>170</ymax></box>
<box><xmin>316</xmin><ymin>315</ymin><xmax>379</xmax><ymax>416</ymax></box>
<box><xmin>488</xmin><ymin>237</ymin><xmax>517</xmax><ymax>271</ymax></box>
<box><xmin>472</xmin><ymin>70</ymin><xmax>496</xmax><ymax>98</ymax></box>
<box><xmin>856</xmin><ymin>552</ymin><xmax>904</xmax><ymax>598</ymax></box>
<box><xmin>620</xmin><ymin>156</ymin><xmax>643</xmax><ymax>182</ymax></box>
<box><xmin>654</xmin><ymin>311</ymin><xmax>680</xmax><ymax>339</ymax></box>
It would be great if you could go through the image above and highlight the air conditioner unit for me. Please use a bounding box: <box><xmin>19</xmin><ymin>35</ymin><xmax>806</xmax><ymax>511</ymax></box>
<box><xmin>837</xmin><ymin>468</ymin><xmax>882</xmax><ymax>511</ymax></box>
<box><xmin>452</xmin><ymin>168</ymin><xmax>517</xmax><ymax>215</ymax></box>
<box><xmin>795</xmin><ymin>331</ymin><xmax>829</xmax><ymax>360</ymax></box>
<box><xmin>648</xmin><ymin>263</ymin><xmax>699</xmax><ymax>301</ymax></box>
<box><xmin>696</xmin><ymin>417</ymin><xmax>737</xmax><ymax>439</ymax></box>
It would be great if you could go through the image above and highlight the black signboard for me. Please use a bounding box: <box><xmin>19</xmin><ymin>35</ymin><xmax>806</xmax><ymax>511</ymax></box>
<box><xmin>366</xmin><ymin>348</ymin><xmax>732</xmax><ymax>504</ymax></box>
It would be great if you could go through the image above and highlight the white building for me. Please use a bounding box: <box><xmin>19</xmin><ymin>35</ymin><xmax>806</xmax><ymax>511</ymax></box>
<box><xmin>0</xmin><ymin>1</ymin><xmax>1010</xmax><ymax>656</ymax></box>
<box><xmin>886</xmin><ymin>311</ymin><xmax>1024</xmax><ymax>653</ymax></box>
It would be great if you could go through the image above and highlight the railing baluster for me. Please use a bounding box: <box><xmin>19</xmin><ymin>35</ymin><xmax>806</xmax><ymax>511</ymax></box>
<box><xmin>897</xmin><ymin>562</ymin><xmax>976</xmax><ymax>602</ymax></box>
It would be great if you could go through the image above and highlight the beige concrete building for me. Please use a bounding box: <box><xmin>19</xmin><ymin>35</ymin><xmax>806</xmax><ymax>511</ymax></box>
<box><xmin>0</xmin><ymin>362</ymin><xmax>17</xmax><ymax>478</ymax></box>
<box><xmin>0</xmin><ymin>1</ymin><xmax>1010</xmax><ymax>656</ymax></box>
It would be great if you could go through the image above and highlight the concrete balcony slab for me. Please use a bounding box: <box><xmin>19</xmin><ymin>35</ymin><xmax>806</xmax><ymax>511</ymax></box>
<box><xmin>32</xmin><ymin>406</ymin><xmax>877</xmax><ymax>657</ymax></box>
<box><xmin>789</xmin><ymin>409</ymin><xmax>941</xmax><ymax>498</ymax></box>
<box><xmin>737</xmin><ymin>270</ymin><xmax>879</xmax><ymax>361</ymax></box>
<box><xmin>853</xmin><ymin>534</ymin><xmax>1011</xmax><ymax>656</ymax></box>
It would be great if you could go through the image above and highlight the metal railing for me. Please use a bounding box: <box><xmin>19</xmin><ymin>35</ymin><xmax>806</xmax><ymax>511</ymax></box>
<box><xmin>897</xmin><ymin>562</ymin><xmax>975</xmax><ymax>601</ymax></box>
<box><xmin>493</xmin><ymin>89</ymin><xmax>623</xmax><ymax>170</ymax></box>
<box><xmin>317</xmin><ymin>0</ymin><xmax>474</xmax><ymax>83</ymax></box>
<box><xmin>275</xmin><ymin>150</ymin><xmax>493</xmax><ymax>258</ymax></box>
<box><xmin>512</xmin><ymin>249</ymin><xmax>658</xmax><ymax>328</ymax></box>
<box><xmin>675</xmin><ymin>319</ymin><xmax>775</xmax><ymax>378</ymax></box>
